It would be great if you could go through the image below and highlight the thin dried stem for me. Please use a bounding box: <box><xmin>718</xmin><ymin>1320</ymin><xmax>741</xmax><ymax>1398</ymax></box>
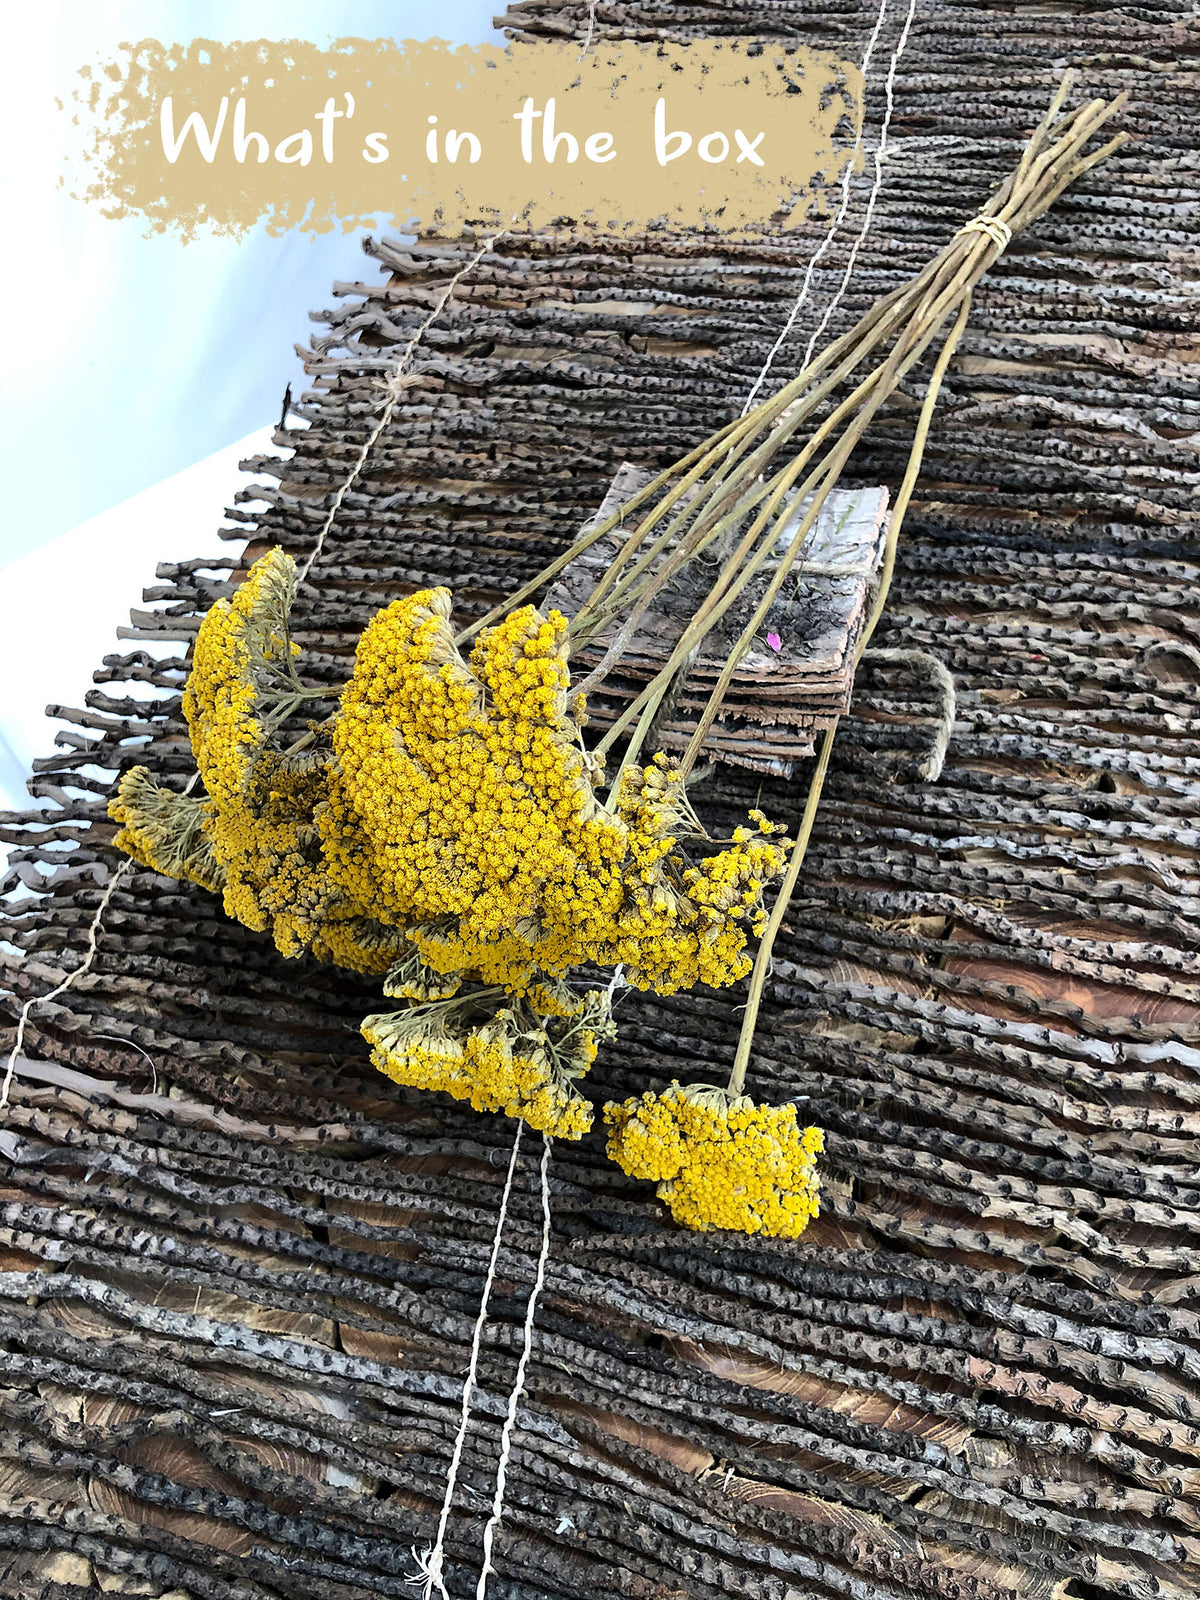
<box><xmin>726</xmin><ymin>295</ymin><xmax>975</xmax><ymax>1095</ymax></box>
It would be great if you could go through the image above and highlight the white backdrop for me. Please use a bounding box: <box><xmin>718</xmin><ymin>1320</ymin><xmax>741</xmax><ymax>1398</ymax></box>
<box><xmin>0</xmin><ymin>427</ymin><xmax>275</xmax><ymax>813</ymax></box>
<box><xmin>0</xmin><ymin>1</ymin><xmax>500</xmax><ymax>812</ymax></box>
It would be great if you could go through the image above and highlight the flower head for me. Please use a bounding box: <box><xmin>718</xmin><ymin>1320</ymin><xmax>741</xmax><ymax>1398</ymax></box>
<box><xmin>604</xmin><ymin>1083</ymin><xmax>823</xmax><ymax>1238</ymax></box>
<box><xmin>362</xmin><ymin>1005</ymin><xmax>471</xmax><ymax>1099</ymax></box>
<box><xmin>325</xmin><ymin>585</ymin><xmax>789</xmax><ymax>996</ymax></box>
<box><xmin>461</xmin><ymin>1014</ymin><xmax>594</xmax><ymax>1140</ymax></box>
<box><xmin>109</xmin><ymin>767</ymin><xmax>224</xmax><ymax>894</ymax></box>
<box><xmin>362</xmin><ymin>985</ymin><xmax>614</xmax><ymax>1141</ymax></box>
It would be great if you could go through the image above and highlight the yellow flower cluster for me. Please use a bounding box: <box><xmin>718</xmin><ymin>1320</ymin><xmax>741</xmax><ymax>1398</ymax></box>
<box><xmin>179</xmin><ymin>552</ymin><xmax>339</xmax><ymax>945</ymax></box>
<box><xmin>322</xmin><ymin>585</ymin><xmax>789</xmax><ymax>995</ymax></box>
<box><xmin>115</xmin><ymin>551</ymin><xmax>787</xmax><ymax>996</ymax></box>
<box><xmin>604</xmin><ymin>1084</ymin><xmax>823</xmax><ymax>1238</ymax></box>
<box><xmin>362</xmin><ymin>988</ymin><xmax>611</xmax><ymax>1139</ymax></box>
<box><xmin>109</xmin><ymin>767</ymin><xmax>224</xmax><ymax>896</ymax></box>
<box><xmin>108</xmin><ymin>551</ymin><xmax>819</xmax><ymax>1236</ymax></box>
<box><xmin>111</xmin><ymin>552</ymin><xmax>405</xmax><ymax>974</ymax></box>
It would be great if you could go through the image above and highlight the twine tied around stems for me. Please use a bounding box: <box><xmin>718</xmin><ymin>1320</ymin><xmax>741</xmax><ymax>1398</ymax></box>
<box><xmin>957</xmin><ymin>215</ymin><xmax>1013</xmax><ymax>252</ymax></box>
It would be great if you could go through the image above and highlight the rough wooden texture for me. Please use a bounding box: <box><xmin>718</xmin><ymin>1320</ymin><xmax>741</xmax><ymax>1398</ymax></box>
<box><xmin>551</xmin><ymin>477</ymin><xmax>893</xmax><ymax>774</ymax></box>
<box><xmin>2</xmin><ymin>1</ymin><xmax>1200</xmax><ymax>1595</ymax></box>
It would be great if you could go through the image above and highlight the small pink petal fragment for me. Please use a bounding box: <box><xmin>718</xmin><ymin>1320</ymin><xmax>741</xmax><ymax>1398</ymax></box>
<box><xmin>765</xmin><ymin>631</ymin><xmax>783</xmax><ymax>653</ymax></box>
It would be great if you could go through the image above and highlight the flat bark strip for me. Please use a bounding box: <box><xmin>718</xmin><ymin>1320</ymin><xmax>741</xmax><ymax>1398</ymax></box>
<box><xmin>2</xmin><ymin>0</ymin><xmax>1200</xmax><ymax>1595</ymax></box>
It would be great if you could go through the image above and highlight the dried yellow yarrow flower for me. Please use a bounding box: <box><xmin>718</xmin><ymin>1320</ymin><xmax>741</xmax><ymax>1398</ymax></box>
<box><xmin>383</xmin><ymin>943</ymin><xmax>464</xmax><ymax>1003</ymax></box>
<box><xmin>460</xmin><ymin>1015</ymin><xmax>594</xmax><ymax>1140</ymax></box>
<box><xmin>182</xmin><ymin>548</ymin><xmax>297</xmax><ymax>794</ymax></box>
<box><xmin>362</xmin><ymin>987</ymin><xmax>613</xmax><ymax>1141</ymax></box>
<box><xmin>604</xmin><ymin>1083</ymin><xmax>823</xmax><ymax>1238</ymax></box>
<box><xmin>179</xmin><ymin>551</ymin><xmax>330</xmax><ymax>935</ymax></box>
<box><xmin>109</xmin><ymin>768</ymin><xmax>224</xmax><ymax>895</ymax></box>
<box><xmin>524</xmin><ymin>975</ymin><xmax>587</xmax><ymax>1019</ymax></box>
<box><xmin>322</xmin><ymin>589</ymin><xmax>599</xmax><ymax>944</ymax></box>
<box><xmin>308</xmin><ymin>914</ymin><xmax>410</xmax><ymax>977</ymax></box>
<box><xmin>362</xmin><ymin>1005</ymin><xmax>472</xmax><ymax>1098</ymax></box>
<box><xmin>159</xmin><ymin>549</ymin><xmax>398</xmax><ymax>972</ymax></box>
<box><xmin>323</xmin><ymin>585</ymin><xmax>788</xmax><ymax>996</ymax></box>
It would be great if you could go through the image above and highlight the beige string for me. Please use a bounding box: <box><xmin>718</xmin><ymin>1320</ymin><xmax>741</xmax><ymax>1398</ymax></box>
<box><xmin>957</xmin><ymin>215</ymin><xmax>1013</xmax><ymax>252</ymax></box>
<box><xmin>0</xmin><ymin>857</ymin><xmax>133</xmax><ymax>1110</ymax></box>
<box><xmin>862</xmin><ymin>646</ymin><xmax>957</xmax><ymax>782</ymax></box>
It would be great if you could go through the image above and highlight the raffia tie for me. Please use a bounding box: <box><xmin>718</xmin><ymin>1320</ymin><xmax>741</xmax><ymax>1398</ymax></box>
<box><xmin>957</xmin><ymin>215</ymin><xmax>1013</xmax><ymax>252</ymax></box>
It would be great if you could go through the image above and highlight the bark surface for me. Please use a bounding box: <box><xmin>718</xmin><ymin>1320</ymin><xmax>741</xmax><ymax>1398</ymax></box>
<box><xmin>2</xmin><ymin>2</ymin><xmax>1199</xmax><ymax>1596</ymax></box>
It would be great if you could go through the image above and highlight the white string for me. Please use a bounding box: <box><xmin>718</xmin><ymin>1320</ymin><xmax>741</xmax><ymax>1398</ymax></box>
<box><xmin>93</xmin><ymin>1033</ymin><xmax>161</xmax><ymax>1095</ymax></box>
<box><xmin>577</xmin><ymin>2</ymin><xmax>598</xmax><ymax>61</ymax></box>
<box><xmin>0</xmin><ymin>856</ymin><xmax>132</xmax><ymax>1110</ymax></box>
<box><xmin>297</xmin><ymin>230</ymin><xmax>506</xmax><ymax>583</ymax></box>
<box><xmin>793</xmin><ymin>0</ymin><xmax>919</xmax><ymax>378</ymax></box>
<box><xmin>407</xmin><ymin>1122</ymin><xmax>525</xmax><ymax>1600</ymax></box>
<box><xmin>475</xmin><ymin>1133</ymin><xmax>553</xmax><ymax>1600</ymax></box>
<box><xmin>740</xmin><ymin>0</ymin><xmax>895</xmax><ymax>416</ymax></box>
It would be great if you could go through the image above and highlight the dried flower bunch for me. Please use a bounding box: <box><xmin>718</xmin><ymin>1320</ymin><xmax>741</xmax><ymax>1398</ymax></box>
<box><xmin>111</xmin><ymin>548</ymin><xmax>798</xmax><ymax>1205</ymax></box>
<box><xmin>111</xmin><ymin>80</ymin><xmax>1126</xmax><ymax>1237</ymax></box>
